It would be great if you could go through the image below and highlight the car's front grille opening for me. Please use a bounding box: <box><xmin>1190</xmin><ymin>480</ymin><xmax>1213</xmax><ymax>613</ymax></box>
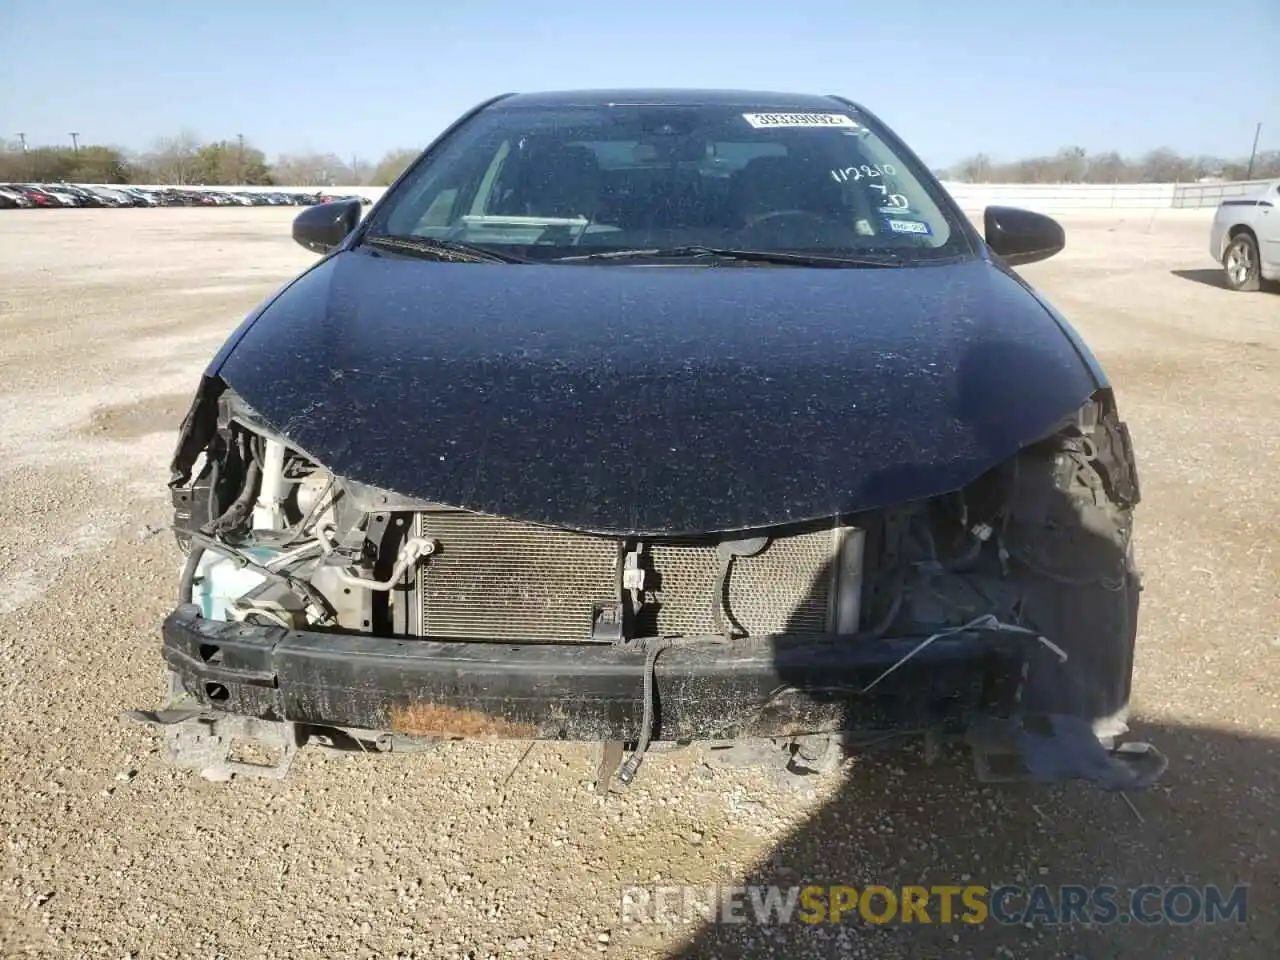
<box><xmin>414</xmin><ymin>507</ymin><xmax>850</xmax><ymax>642</ymax></box>
<box><xmin>415</xmin><ymin>508</ymin><xmax>619</xmax><ymax>642</ymax></box>
<box><xmin>643</xmin><ymin>533</ymin><xmax>837</xmax><ymax>637</ymax></box>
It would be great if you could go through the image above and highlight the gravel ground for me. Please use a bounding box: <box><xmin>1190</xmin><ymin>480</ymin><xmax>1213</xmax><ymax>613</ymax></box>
<box><xmin>0</xmin><ymin>208</ymin><xmax>1276</xmax><ymax>959</ymax></box>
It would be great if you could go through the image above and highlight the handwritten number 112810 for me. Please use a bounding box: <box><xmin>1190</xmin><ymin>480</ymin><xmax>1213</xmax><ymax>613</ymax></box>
<box><xmin>829</xmin><ymin>163</ymin><xmax>896</xmax><ymax>183</ymax></box>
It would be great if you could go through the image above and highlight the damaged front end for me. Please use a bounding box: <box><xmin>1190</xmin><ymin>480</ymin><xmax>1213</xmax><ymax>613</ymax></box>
<box><xmin>132</xmin><ymin>378</ymin><xmax>1164</xmax><ymax>791</ymax></box>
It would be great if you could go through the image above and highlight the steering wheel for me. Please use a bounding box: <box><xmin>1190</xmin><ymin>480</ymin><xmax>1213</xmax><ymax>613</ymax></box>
<box><xmin>742</xmin><ymin>209</ymin><xmax>833</xmax><ymax>229</ymax></box>
<box><xmin>734</xmin><ymin>209</ymin><xmax>846</xmax><ymax>242</ymax></box>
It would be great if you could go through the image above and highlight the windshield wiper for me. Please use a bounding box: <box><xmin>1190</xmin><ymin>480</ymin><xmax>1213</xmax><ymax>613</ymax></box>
<box><xmin>361</xmin><ymin>234</ymin><xmax>527</xmax><ymax>264</ymax></box>
<box><xmin>552</xmin><ymin>246</ymin><xmax>904</xmax><ymax>267</ymax></box>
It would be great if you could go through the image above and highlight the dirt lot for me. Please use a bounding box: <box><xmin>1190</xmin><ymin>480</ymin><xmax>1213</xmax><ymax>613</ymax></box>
<box><xmin>0</xmin><ymin>208</ymin><xmax>1276</xmax><ymax>959</ymax></box>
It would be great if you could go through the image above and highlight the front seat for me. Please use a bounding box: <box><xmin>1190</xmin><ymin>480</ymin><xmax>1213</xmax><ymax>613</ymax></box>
<box><xmin>730</xmin><ymin>154</ymin><xmax>846</xmax><ymax>225</ymax></box>
<box><xmin>512</xmin><ymin>144</ymin><xmax>603</xmax><ymax>220</ymax></box>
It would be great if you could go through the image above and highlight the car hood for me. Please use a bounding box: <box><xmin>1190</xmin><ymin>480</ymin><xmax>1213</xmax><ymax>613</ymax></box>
<box><xmin>213</xmin><ymin>249</ymin><xmax>1099</xmax><ymax>535</ymax></box>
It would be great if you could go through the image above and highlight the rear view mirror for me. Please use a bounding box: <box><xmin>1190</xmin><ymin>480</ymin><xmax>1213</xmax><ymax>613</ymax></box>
<box><xmin>983</xmin><ymin>206</ymin><xmax>1065</xmax><ymax>266</ymax></box>
<box><xmin>292</xmin><ymin>198</ymin><xmax>363</xmax><ymax>255</ymax></box>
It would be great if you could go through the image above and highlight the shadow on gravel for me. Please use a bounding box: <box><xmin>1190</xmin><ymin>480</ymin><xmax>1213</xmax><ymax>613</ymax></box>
<box><xmin>658</xmin><ymin>336</ymin><xmax>1275</xmax><ymax>959</ymax></box>
<box><xmin>1169</xmin><ymin>268</ymin><xmax>1227</xmax><ymax>289</ymax></box>
<box><xmin>663</xmin><ymin>721</ymin><xmax>1277</xmax><ymax>959</ymax></box>
<box><xmin>1170</xmin><ymin>268</ymin><xmax>1279</xmax><ymax>294</ymax></box>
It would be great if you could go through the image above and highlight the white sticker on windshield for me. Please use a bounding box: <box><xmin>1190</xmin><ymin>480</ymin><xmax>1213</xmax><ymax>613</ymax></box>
<box><xmin>742</xmin><ymin>112</ymin><xmax>861</xmax><ymax>129</ymax></box>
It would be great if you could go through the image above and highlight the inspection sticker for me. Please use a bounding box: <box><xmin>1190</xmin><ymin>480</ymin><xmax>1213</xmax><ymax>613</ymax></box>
<box><xmin>742</xmin><ymin>112</ymin><xmax>861</xmax><ymax>129</ymax></box>
<box><xmin>884</xmin><ymin>218</ymin><xmax>932</xmax><ymax>235</ymax></box>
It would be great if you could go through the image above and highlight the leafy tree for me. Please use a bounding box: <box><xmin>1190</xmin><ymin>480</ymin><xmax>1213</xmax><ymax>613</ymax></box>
<box><xmin>69</xmin><ymin>146</ymin><xmax>132</xmax><ymax>183</ymax></box>
<box><xmin>190</xmin><ymin>140</ymin><xmax>273</xmax><ymax>185</ymax></box>
<box><xmin>370</xmin><ymin>148</ymin><xmax>420</xmax><ymax>186</ymax></box>
<box><xmin>0</xmin><ymin>144</ymin><xmax>132</xmax><ymax>183</ymax></box>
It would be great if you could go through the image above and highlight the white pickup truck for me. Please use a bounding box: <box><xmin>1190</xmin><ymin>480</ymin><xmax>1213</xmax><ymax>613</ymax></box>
<box><xmin>1210</xmin><ymin>178</ymin><xmax>1280</xmax><ymax>291</ymax></box>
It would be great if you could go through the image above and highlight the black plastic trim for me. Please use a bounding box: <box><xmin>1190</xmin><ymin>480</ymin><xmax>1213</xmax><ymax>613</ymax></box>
<box><xmin>163</xmin><ymin>606</ymin><xmax>1029</xmax><ymax>742</ymax></box>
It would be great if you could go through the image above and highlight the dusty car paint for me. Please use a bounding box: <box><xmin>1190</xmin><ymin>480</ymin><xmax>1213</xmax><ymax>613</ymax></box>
<box><xmin>210</xmin><ymin>250</ymin><xmax>1100</xmax><ymax>535</ymax></box>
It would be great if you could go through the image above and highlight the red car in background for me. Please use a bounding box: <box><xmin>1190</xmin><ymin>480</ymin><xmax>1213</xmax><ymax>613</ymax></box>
<box><xmin>10</xmin><ymin>185</ymin><xmax>67</xmax><ymax>207</ymax></box>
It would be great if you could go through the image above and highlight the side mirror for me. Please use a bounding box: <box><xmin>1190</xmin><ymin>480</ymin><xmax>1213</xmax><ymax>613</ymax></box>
<box><xmin>983</xmin><ymin>206</ymin><xmax>1065</xmax><ymax>266</ymax></box>
<box><xmin>292</xmin><ymin>197</ymin><xmax>363</xmax><ymax>254</ymax></box>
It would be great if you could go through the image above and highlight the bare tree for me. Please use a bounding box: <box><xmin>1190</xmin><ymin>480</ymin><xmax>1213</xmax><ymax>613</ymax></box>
<box><xmin>950</xmin><ymin>153</ymin><xmax>994</xmax><ymax>183</ymax></box>
<box><xmin>139</xmin><ymin>130</ymin><xmax>204</xmax><ymax>184</ymax></box>
<box><xmin>1052</xmin><ymin>146</ymin><xmax>1089</xmax><ymax>183</ymax></box>
<box><xmin>1085</xmin><ymin>151</ymin><xmax>1127</xmax><ymax>183</ymax></box>
<box><xmin>343</xmin><ymin>154</ymin><xmax>374</xmax><ymax>186</ymax></box>
<box><xmin>6</xmin><ymin>131</ymin><xmax>1277</xmax><ymax>189</ymax></box>
<box><xmin>272</xmin><ymin>151</ymin><xmax>349</xmax><ymax>186</ymax></box>
<box><xmin>941</xmin><ymin>144</ymin><xmax>1279</xmax><ymax>185</ymax></box>
<box><xmin>1138</xmin><ymin>148</ymin><xmax>1191</xmax><ymax>183</ymax></box>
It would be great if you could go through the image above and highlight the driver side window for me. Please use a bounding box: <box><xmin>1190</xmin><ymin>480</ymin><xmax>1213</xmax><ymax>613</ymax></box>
<box><xmin>419</xmin><ymin>189</ymin><xmax>458</xmax><ymax>227</ymax></box>
<box><xmin>386</xmin><ymin>133</ymin><xmax>513</xmax><ymax>236</ymax></box>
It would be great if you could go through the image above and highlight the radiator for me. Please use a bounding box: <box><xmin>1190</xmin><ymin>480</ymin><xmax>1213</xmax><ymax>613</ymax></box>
<box><xmin>414</xmin><ymin>507</ymin><xmax>860</xmax><ymax>642</ymax></box>
<box><xmin>646</xmin><ymin>533</ymin><xmax>838</xmax><ymax>636</ymax></box>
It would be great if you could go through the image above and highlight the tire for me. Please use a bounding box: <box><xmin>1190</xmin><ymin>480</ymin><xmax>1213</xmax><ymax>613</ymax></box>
<box><xmin>1222</xmin><ymin>230</ymin><xmax>1261</xmax><ymax>292</ymax></box>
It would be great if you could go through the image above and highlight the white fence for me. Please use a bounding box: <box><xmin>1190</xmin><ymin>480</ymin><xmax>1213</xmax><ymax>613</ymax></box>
<box><xmin>942</xmin><ymin>179</ymin><xmax>1274</xmax><ymax>211</ymax></box>
<box><xmin>941</xmin><ymin>182</ymin><xmax>1175</xmax><ymax>210</ymax></box>
<box><xmin>1170</xmin><ymin>178</ymin><xmax>1276</xmax><ymax>208</ymax></box>
<box><xmin>106</xmin><ymin>177</ymin><xmax>1276</xmax><ymax>212</ymax></box>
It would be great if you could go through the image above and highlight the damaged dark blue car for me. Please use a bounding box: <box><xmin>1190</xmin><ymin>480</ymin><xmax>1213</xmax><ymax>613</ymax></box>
<box><xmin>134</xmin><ymin>90</ymin><xmax>1166</xmax><ymax>790</ymax></box>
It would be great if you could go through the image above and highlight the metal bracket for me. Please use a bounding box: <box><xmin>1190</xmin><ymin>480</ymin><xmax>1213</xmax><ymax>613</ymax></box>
<box><xmin>784</xmin><ymin>734</ymin><xmax>846</xmax><ymax>777</ymax></box>
<box><xmin>591</xmin><ymin>740</ymin><xmax>625</xmax><ymax>795</ymax></box>
<box><xmin>967</xmin><ymin>714</ymin><xmax>1167</xmax><ymax>790</ymax></box>
<box><xmin>590</xmin><ymin>602</ymin><xmax>626</xmax><ymax>643</ymax></box>
<box><xmin>131</xmin><ymin>710</ymin><xmax>302</xmax><ymax>782</ymax></box>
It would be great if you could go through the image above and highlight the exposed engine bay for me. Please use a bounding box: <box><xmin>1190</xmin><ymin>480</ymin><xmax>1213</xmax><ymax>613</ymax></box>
<box><xmin>172</xmin><ymin>387</ymin><xmax>1132</xmax><ymax>649</ymax></box>
<box><xmin>142</xmin><ymin>382</ymin><xmax>1165</xmax><ymax>790</ymax></box>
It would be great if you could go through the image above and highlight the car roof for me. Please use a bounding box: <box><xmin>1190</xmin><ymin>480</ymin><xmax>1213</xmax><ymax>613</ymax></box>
<box><xmin>493</xmin><ymin>88</ymin><xmax>860</xmax><ymax>111</ymax></box>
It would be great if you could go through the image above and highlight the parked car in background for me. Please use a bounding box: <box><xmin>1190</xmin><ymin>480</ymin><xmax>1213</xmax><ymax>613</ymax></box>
<box><xmin>1210</xmin><ymin>178</ymin><xmax>1280</xmax><ymax>291</ymax></box>
<box><xmin>0</xmin><ymin>182</ymin><xmax>356</xmax><ymax>210</ymax></box>
<box><xmin>317</xmin><ymin>192</ymin><xmax>372</xmax><ymax>205</ymax></box>
<box><xmin>40</xmin><ymin>184</ymin><xmax>86</xmax><ymax>205</ymax></box>
<box><xmin>0</xmin><ymin>186</ymin><xmax>32</xmax><ymax>208</ymax></box>
<box><xmin>36</xmin><ymin>185</ymin><xmax>86</xmax><ymax>207</ymax></box>
<box><xmin>13</xmin><ymin>184</ymin><xmax>68</xmax><ymax>206</ymax></box>
<box><xmin>152</xmin><ymin>189</ymin><xmax>189</xmax><ymax>206</ymax></box>
<box><xmin>78</xmin><ymin>185</ymin><xmax>128</xmax><ymax>206</ymax></box>
<box><xmin>107</xmin><ymin>187</ymin><xmax>150</xmax><ymax>206</ymax></box>
<box><xmin>91</xmin><ymin>185</ymin><xmax>149</xmax><ymax>206</ymax></box>
<box><xmin>75</xmin><ymin>185</ymin><xmax>122</xmax><ymax>206</ymax></box>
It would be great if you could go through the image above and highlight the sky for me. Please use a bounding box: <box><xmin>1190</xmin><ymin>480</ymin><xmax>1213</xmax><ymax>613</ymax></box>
<box><xmin>1</xmin><ymin>0</ymin><xmax>1277</xmax><ymax>168</ymax></box>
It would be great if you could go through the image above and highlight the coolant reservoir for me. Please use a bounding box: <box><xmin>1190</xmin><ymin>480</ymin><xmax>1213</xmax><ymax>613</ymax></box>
<box><xmin>192</xmin><ymin>547</ymin><xmax>278</xmax><ymax>620</ymax></box>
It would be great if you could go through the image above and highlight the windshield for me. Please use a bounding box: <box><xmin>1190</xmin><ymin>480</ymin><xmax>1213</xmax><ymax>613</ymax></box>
<box><xmin>367</xmin><ymin>101</ymin><xmax>971</xmax><ymax>264</ymax></box>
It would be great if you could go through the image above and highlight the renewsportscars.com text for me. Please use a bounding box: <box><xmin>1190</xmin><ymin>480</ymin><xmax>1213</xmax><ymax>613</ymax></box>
<box><xmin>619</xmin><ymin>883</ymin><xmax>1248</xmax><ymax>927</ymax></box>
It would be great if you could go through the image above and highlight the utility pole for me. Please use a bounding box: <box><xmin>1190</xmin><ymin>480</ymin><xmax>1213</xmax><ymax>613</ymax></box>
<box><xmin>16</xmin><ymin>133</ymin><xmax>29</xmax><ymax>180</ymax></box>
<box><xmin>1245</xmin><ymin>122</ymin><xmax>1262</xmax><ymax>181</ymax></box>
<box><xmin>69</xmin><ymin>132</ymin><xmax>80</xmax><ymax>155</ymax></box>
<box><xmin>237</xmin><ymin>133</ymin><xmax>245</xmax><ymax>184</ymax></box>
